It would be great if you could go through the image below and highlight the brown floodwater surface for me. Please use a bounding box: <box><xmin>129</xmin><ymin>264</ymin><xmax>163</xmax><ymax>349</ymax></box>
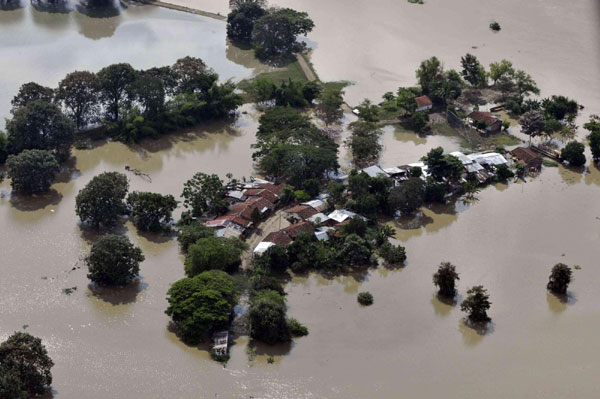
<box><xmin>2</xmin><ymin>1</ymin><xmax>600</xmax><ymax>398</ymax></box>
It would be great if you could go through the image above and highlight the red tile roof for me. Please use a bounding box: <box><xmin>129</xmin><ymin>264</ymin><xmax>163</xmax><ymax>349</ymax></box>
<box><xmin>415</xmin><ymin>95</ymin><xmax>432</xmax><ymax>108</ymax></box>
<box><xmin>468</xmin><ymin>111</ymin><xmax>500</xmax><ymax>126</ymax></box>
<box><xmin>283</xmin><ymin>221</ymin><xmax>314</xmax><ymax>239</ymax></box>
<box><xmin>286</xmin><ymin>204</ymin><xmax>319</xmax><ymax>220</ymax></box>
<box><xmin>511</xmin><ymin>147</ymin><xmax>541</xmax><ymax>164</ymax></box>
<box><xmin>259</xmin><ymin>183</ymin><xmax>285</xmax><ymax>196</ymax></box>
<box><xmin>244</xmin><ymin>188</ymin><xmax>279</xmax><ymax>204</ymax></box>
<box><xmin>213</xmin><ymin>215</ymin><xmax>251</xmax><ymax>228</ymax></box>
<box><xmin>227</xmin><ymin>197</ymin><xmax>274</xmax><ymax>220</ymax></box>
<box><xmin>263</xmin><ymin>231</ymin><xmax>293</xmax><ymax>246</ymax></box>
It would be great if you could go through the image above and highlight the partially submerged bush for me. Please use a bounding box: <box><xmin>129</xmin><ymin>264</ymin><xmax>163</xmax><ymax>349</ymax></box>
<box><xmin>489</xmin><ymin>21</ymin><xmax>501</xmax><ymax>31</ymax></box>
<box><xmin>287</xmin><ymin>318</ymin><xmax>309</xmax><ymax>337</ymax></box>
<box><xmin>357</xmin><ymin>291</ymin><xmax>374</xmax><ymax>306</ymax></box>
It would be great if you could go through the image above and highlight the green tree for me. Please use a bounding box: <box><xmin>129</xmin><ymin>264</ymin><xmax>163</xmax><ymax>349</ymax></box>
<box><xmin>316</xmin><ymin>88</ymin><xmax>344</xmax><ymax>125</ymax></box>
<box><xmin>346</xmin><ymin>120</ymin><xmax>382</xmax><ymax>166</ymax></box>
<box><xmin>132</xmin><ymin>73</ymin><xmax>166</xmax><ymax>118</ymax></box>
<box><xmin>547</xmin><ymin>263</ymin><xmax>572</xmax><ymax>295</ymax></box>
<box><xmin>513</xmin><ymin>70</ymin><xmax>539</xmax><ymax>97</ymax></box>
<box><xmin>254</xmin><ymin>245</ymin><xmax>290</xmax><ymax>274</ymax></box>
<box><xmin>378</xmin><ymin>241</ymin><xmax>406</xmax><ymax>265</ymax></box>
<box><xmin>165</xmin><ymin>270</ymin><xmax>238</xmax><ymax>344</ymax></box>
<box><xmin>388</xmin><ymin>177</ymin><xmax>425</xmax><ymax>215</ymax></box>
<box><xmin>56</xmin><ymin>71</ymin><xmax>100</xmax><ymax>129</ymax></box>
<box><xmin>227</xmin><ymin>1</ymin><xmax>267</xmax><ymax>43</ymax></box>
<box><xmin>185</xmin><ymin>237</ymin><xmax>246</xmax><ymax>276</ymax></box>
<box><xmin>336</xmin><ymin>234</ymin><xmax>372</xmax><ymax>266</ymax></box>
<box><xmin>253</xmin><ymin>77</ymin><xmax>277</xmax><ymax>103</ymax></box>
<box><xmin>252</xmin><ymin>8</ymin><xmax>315</xmax><ymax>59</ymax></box>
<box><xmin>422</xmin><ymin>147</ymin><xmax>463</xmax><ymax>183</ymax></box>
<box><xmin>75</xmin><ymin>172</ymin><xmax>129</xmax><ymax>228</ymax></box>
<box><xmin>6</xmin><ymin>100</ymin><xmax>76</xmax><ymax>161</ymax></box>
<box><xmin>172</xmin><ymin>56</ymin><xmax>218</xmax><ymax>94</ymax></box>
<box><xmin>127</xmin><ymin>191</ymin><xmax>177</xmax><ymax>232</ymax></box>
<box><xmin>0</xmin><ymin>130</ymin><xmax>8</xmax><ymax>164</ymax></box>
<box><xmin>287</xmin><ymin>318</ymin><xmax>309</xmax><ymax>336</ymax></box>
<box><xmin>97</xmin><ymin>63</ymin><xmax>137</xmax><ymax>121</ymax></box>
<box><xmin>181</xmin><ymin>172</ymin><xmax>228</xmax><ymax>217</ymax></box>
<box><xmin>354</xmin><ymin>99</ymin><xmax>380</xmax><ymax>123</ymax></box>
<box><xmin>416</xmin><ymin>56</ymin><xmax>443</xmax><ymax>96</ymax></box>
<box><xmin>495</xmin><ymin>163</ymin><xmax>515</xmax><ymax>180</ymax></box>
<box><xmin>435</xmin><ymin>69</ymin><xmax>463</xmax><ymax>104</ymax></box>
<box><xmin>0</xmin><ymin>332</ymin><xmax>53</xmax><ymax>397</ymax></box>
<box><xmin>10</xmin><ymin>82</ymin><xmax>54</xmax><ymax>112</ymax></box>
<box><xmin>460</xmin><ymin>285</ymin><xmax>491</xmax><ymax>322</ymax></box>
<box><xmin>249</xmin><ymin>290</ymin><xmax>290</xmax><ymax>343</ymax></box>
<box><xmin>542</xmin><ymin>95</ymin><xmax>579</xmax><ymax>122</ymax></box>
<box><xmin>561</xmin><ymin>141</ymin><xmax>586</xmax><ymax>167</ymax></box>
<box><xmin>374</xmin><ymin>224</ymin><xmax>395</xmax><ymax>247</ymax></box>
<box><xmin>432</xmin><ymin>261</ymin><xmax>459</xmax><ymax>297</ymax></box>
<box><xmin>86</xmin><ymin>234</ymin><xmax>144</xmax><ymax>285</ymax></box>
<box><xmin>584</xmin><ymin>115</ymin><xmax>600</xmax><ymax>161</ymax></box>
<box><xmin>489</xmin><ymin>59</ymin><xmax>514</xmax><ymax>86</ymax></box>
<box><xmin>460</xmin><ymin>53</ymin><xmax>487</xmax><ymax>87</ymax></box>
<box><xmin>5</xmin><ymin>150</ymin><xmax>59</xmax><ymax>194</ymax></box>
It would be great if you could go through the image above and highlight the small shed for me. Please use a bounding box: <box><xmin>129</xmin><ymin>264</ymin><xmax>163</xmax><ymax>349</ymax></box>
<box><xmin>468</xmin><ymin>111</ymin><xmax>502</xmax><ymax>133</ymax></box>
<box><xmin>511</xmin><ymin>147</ymin><xmax>542</xmax><ymax>171</ymax></box>
<box><xmin>414</xmin><ymin>95</ymin><xmax>433</xmax><ymax>112</ymax></box>
<box><xmin>254</xmin><ymin>241</ymin><xmax>275</xmax><ymax>255</ymax></box>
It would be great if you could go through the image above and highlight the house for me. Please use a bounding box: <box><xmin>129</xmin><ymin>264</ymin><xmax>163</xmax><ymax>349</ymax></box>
<box><xmin>253</xmin><ymin>241</ymin><xmax>275</xmax><ymax>255</ymax></box>
<box><xmin>243</xmin><ymin>188</ymin><xmax>279</xmax><ymax>204</ymax></box>
<box><xmin>315</xmin><ymin>226</ymin><xmax>333</xmax><ymax>242</ymax></box>
<box><xmin>327</xmin><ymin>209</ymin><xmax>366</xmax><ymax>224</ymax></box>
<box><xmin>206</xmin><ymin>215</ymin><xmax>251</xmax><ymax>238</ymax></box>
<box><xmin>415</xmin><ymin>95</ymin><xmax>433</xmax><ymax>112</ymax></box>
<box><xmin>283</xmin><ymin>221</ymin><xmax>315</xmax><ymax>239</ymax></box>
<box><xmin>263</xmin><ymin>230</ymin><xmax>293</xmax><ymax>246</ymax></box>
<box><xmin>468</xmin><ymin>152</ymin><xmax>508</xmax><ymax>167</ymax></box>
<box><xmin>511</xmin><ymin>147</ymin><xmax>542</xmax><ymax>171</ymax></box>
<box><xmin>307</xmin><ymin>212</ymin><xmax>330</xmax><ymax>225</ymax></box>
<box><xmin>468</xmin><ymin>111</ymin><xmax>502</xmax><ymax>134</ymax></box>
<box><xmin>301</xmin><ymin>199</ymin><xmax>328</xmax><ymax>212</ymax></box>
<box><xmin>260</xmin><ymin>221</ymin><xmax>315</xmax><ymax>247</ymax></box>
<box><xmin>285</xmin><ymin>204</ymin><xmax>319</xmax><ymax>221</ymax></box>
<box><xmin>361</xmin><ymin>165</ymin><xmax>389</xmax><ymax>178</ymax></box>
<box><xmin>227</xmin><ymin>197</ymin><xmax>274</xmax><ymax>221</ymax></box>
<box><xmin>383</xmin><ymin>167</ymin><xmax>409</xmax><ymax>182</ymax></box>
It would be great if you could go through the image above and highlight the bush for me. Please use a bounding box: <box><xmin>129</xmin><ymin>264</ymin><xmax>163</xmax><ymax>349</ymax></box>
<box><xmin>388</xmin><ymin>177</ymin><xmax>425</xmax><ymax>215</ymax></box>
<box><xmin>378</xmin><ymin>242</ymin><xmax>407</xmax><ymax>265</ymax></box>
<box><xmin>489</xmin><ymin>21</ymin><xmax>501</xmax><ymax>31</ymax></box>
<box><xmin>357</xmin><ymin>291</ymin><xmax>373</xmax><ymax>305</ymax></box>
<box><xmin>127</xmin><ymin>191</ymin><xmax>177</xmax><ymax>232</ymax></box>
<box><xmin>432</xmin><ymin>261</ymin><xmax>459</xmax><ymax>297</ymax></box>
<box><xmin>86</xmin><ymin>234</ymin><xmax>144</xmax><ymax>285</ymax></box>
<box><xmin>547</xmin><ymin>263</ymin><xmax>572</xmax><ymax>295</ymax></box>
<box><xmin>5</xmin><ymin>150</ymin><xmax>59</xmax><ymax>194</ymax></box>
<box><xmin>495</xmin><ymin>163</ymin><xmax>515</xmax><ymax>180</ymax></box>
<box><xmin>424</xmin><ymin>181</ymin><xmax>446</xmax><ymax>203</ymax></box>
<box><xmin>249</xmin><ymin>274</ymin><xmax>285</xmax><ymax>295</ymax></box>
<box><xmin>460</xmin><ymin>285</ymin><xmax>491</xmax><ymax>322</ymax></box>
<box><xmin>287</xmin><ymin>318</ymin><xmax>309</xmax><ymax>337</ymax></box>
<box><xmin>184</xmin><ymin>237</ymin><xmax>246</xmax><ymax>276</ymax></box>
<box><xmin>254</xmin><ymin>245</ymin><xmax>289</xmax><ymax>274</ymax></box>
<box><xmin>75</xmin><ymin>172</ymin><xmax>129</xmax><ymax>228</ymax></box>
<box><xmin>0</xmin><ymin>332</ymin><xmax>54</xmax><ymax>397</ymax></box>
<box><xmin>294</xmin><ymin>190</ymin><xmax>311</xmax><ymax>202</ymax></box>
<box><xmin>166</xmin><ymin>270</ymin><xmax>238</xmax><ymax>344</ymax></box>
<box><xmin>249</xmin><ymin>290</ymin><xmax>290</xmax><ymax>344</ymax></box>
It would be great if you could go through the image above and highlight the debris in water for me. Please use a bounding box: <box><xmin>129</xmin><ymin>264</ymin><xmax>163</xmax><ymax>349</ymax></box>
<box><xmin>124</xmin><ymin>165</ymin><xmax>152</xmax><ymax>182</ymax></box>
<box><xmin>62</xmin><ymin>287</ymin><xmax>78</xmax><ymax>295</ymax></box>
<box><xmin>574</xmin><ymin>265</ymin><xmax>581</xmax><ymax>270</ymax></box>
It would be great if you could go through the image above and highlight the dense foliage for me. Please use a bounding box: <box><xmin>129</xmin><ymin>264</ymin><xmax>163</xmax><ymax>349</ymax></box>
<box><xmin>357</xmin><ymin>291</ymin><xmax>374</xmax><ymax>306</ymax></box>
<box><xmin>181</xmin><ymin>172</ymin><xmax>228</xmax><ymax>217</ymax></box>
<box><xmin>547</xmin><ymin>263</ymin><xmax>572</xmax><ymax>295</ymax></box>
<box><xmin>127</xmin><ymin>191</ymin><xmax>178</xmax><ymax>232</ymax></box>
<box><xmin>227</xmin><ymin>2</ymin><xmax>267</xmax><ymax>43</ymax></box>
<box><xmin>248</xmin><ymin>289</ymin><xmax>290</xmax><ymax>343</ymax></box>
<box><xmin>166</xmin><ymin>270</ymin><xmax>238</xmax><ymax>344</ymax></box>
<box><xmin>585</xmin><ymin>115</ymin><xmax>600</xmax><ymax>161</ymax></box>
<box><xmin>177</xmin><ymin>223</ymin><xmax>216</xmax><ymax>252</ymax></box>
<box><xmin>184</xmin><ymin>237</ymin><xmax>246</xmax><ymax>276</ymax></box>
<box><xmin>86</xmin><ymin>234</ymin><xmax>145</xmax><ymax>285</ymax></box>
<box><xmin>460</xmin><ymin>285</ymin><xmax>491</xmax><ymax>322</ymax></box>
<box><xmin>75</xmin><ymin>172</ymin><xmax>129</xmax><ymax>228</ymax></box>
<box><xmin>432</xmin><ymin>261</ymin><xmax>459</xmax><ymax>297</ymax></box>
<box><xmin>5</xmin><ymin>149</ymin><xmax>59</xmax><ymax>194</ymax></box>
<box><xmin>0</xmin><ymin>332</ymin><xmax>54</xmax><ymax>397</ymax></box>
<box><xmin>252</xmin><ymin>8</ymin><xmax>314</xmax><ymax>60</ymax></box>
<box><xmin>561</xmin><ymin>141</ymin><xmax>586</xmax><ymax>167</ymax></box>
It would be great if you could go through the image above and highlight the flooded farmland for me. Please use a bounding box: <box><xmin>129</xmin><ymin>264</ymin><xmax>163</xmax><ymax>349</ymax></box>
<box><xmin>2</xmin><ymin>0</ymin><xmax>600</xmax><ymax>398</ymax></box>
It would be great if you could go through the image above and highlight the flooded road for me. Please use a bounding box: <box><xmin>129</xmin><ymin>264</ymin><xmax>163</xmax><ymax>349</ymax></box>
<box><xmin>2</xmin><ymin>1</ymin><xmax>600</xmax><ymax>398</ymax></box>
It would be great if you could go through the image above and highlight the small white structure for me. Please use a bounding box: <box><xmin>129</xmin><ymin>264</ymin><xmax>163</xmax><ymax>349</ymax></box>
<box><xmin>302</xmin><ymin>199</ymin><xmax>328</xmax><ymax>212</ymax></box>
<box><xmin>468</xmin><ymin>152</ymin><xmax>508</xmax><ymax>166</ymax></box>
<box><xmin>307</xmin><ymin>212</ymin><xmax>330</xmax><ymax>224</ymax></box>
<box><xmin>254</xmin><ymin>241</ymin><xmax>275</xmax><ymax>255</ymax></box>
<box><xmin>327</xmin><ymin>209</ymin><xmax>366</xmax><ymax>224</ymax></box>
<box><xmin>314</xmin><ymin>230</ymin><xmax>330</xmax><ymax>242</ymax></box>
<box><xmin>212</xmin><ymin>331</ymin><xmax>229</xmax><ymax>357</ymax></box>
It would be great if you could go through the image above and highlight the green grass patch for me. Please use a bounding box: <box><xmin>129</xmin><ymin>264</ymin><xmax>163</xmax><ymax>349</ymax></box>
<box><xmin>431</xmin><ymin>122</ymin><xmax>457</xmax><ymax>137</ymax></box>
<box><xmin>542</xmin><ymin>159</ymin><xmax>559</xmax><ymax>167</ymax></box>
<box><xmin>408</xmin><ymin>0</ymin><xmax>424</xmax><ymax>3</ymax></box>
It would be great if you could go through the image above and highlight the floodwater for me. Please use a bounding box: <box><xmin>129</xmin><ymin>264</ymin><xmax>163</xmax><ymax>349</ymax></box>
<box><xmin>2</xmin><ymin>1</ymin><xmax>600</xmax><ymax>398</ymax></box>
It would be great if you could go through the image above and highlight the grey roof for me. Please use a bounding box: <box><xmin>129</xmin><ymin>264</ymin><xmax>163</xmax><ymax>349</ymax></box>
<box><xmin>361</xmin><ymin>165</ymin><xmax>389</xmax><ymax>178</ymax></box>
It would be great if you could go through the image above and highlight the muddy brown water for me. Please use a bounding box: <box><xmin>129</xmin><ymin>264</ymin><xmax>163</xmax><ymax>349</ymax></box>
<box><xmin>2</xmin><ymin>1</ymin><xmax>600</xmax><ymax>398</ymax></box>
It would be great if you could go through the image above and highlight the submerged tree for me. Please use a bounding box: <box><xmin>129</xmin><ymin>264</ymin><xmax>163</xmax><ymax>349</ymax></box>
<box><xmin>561</xmin><ymin>141</ymin><xmax>586</xmax><ymax>167</ymax></box>
<box><xmin>248</xmin><ymin>290</ymin><xmax>290</xmax><ymax>344</ymax></box>
<box><xmin>388</xmin><ymin>177</ymin><xmax>425</xmax><ymax>215</ymax></box>
<box><xmin>126</xmin><ymin>191</ymin><xmax>177</xmax><ymax>232</ymax></box>
<box><xmin>252</xmin><ymin>8</ymin><xmax>314</xmax><ymax>59</ymax></box>
<box><xmin>460</xmin><ymin>285</ymin><xmax>491</xmax><ymax>322</ymax></box>
<box><xmin>520</xmin><ymin>110</ymin><xmax>545</xmax><ymax>145</ymax></box>
<box><xmin>316</xmin><ymin>88</ymin><xmax>344</xmax><ymax>125</ymax></box>
<box><xmin>75</xmin><ymin>172</ymin><xmax>129</xmax><ymax>228</ymax></box>
<box><xmin>585</xmin><ymin>115</ymin><xmax>600</xmax><ymax>161</ymax></box>
<box><xmin>181</xmin><ymin>172</ymin><xmax>228</xmax><ymax>217</ymax></box>
<box><xmin>97</xmin><ymin>63</ymin><xmax>137</xmax><ymax>121</ymax></box>
<box><xmin>460</xmin><ymin>53</ymin><xmax>487</xmax><ymax>87</ymax></box>
<box><xmin>0</xmin><ymin>332</ymin><xmax>54</xmax><ymax>397</ymax></box>
<box><xmin>227</xmin><ymin>1</ymin><xmax>267</xmax><ymax>43</ymax></box>
<box><xmin>5</xmin><ymin>150</ymin><xmax>59</xmax><ymax>194</ymax></box>
<box><xmin>432</xmin><ymin>261</ymin><xmax>460</xmax><ymax>297</ymax></box>
<box><xmin>547</xmin><ymin>263</ymin><xmax>572</xmax><ymax>295</ymax></box>
<box><xmin>86</xmin><ymin>234</ymin><xmax>144</xmax><ymax>286</ymax></box>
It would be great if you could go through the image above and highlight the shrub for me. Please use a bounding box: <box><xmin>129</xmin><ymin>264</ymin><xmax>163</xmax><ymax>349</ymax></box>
<box><xmin>432</xmin><ymin>261</ymin><xmax>459</xmax><ymax>297</ymax></box>
<box><xmin>495</xmin><ymin>163</ymin><xmax>515</xmax><ymax>180</ymax></box>
<box><xmin>287</xmin><ymin>318</ymin><xmax>309</xmax><ymax>337</ymax></box>
<box><xmin>86</xmin><ymin>234</ymin><xmax>144</xmax><ymax>285</ymax></box>
<box><xmin>547</xmin><ymin>263</ymin><xmax>572</xmax><ymax>295</ymax></box>
<box><xmin>378</xmin><ymin>242</ymin><xmax>407</xmax><ymax>265</ymax></box>
<box><xmin>489</xmin><ymin>21</ymin><xmax>501</xmax><ymax>31</ymax></box>
<box><xmin>357</xmin><ymin>291</ymin><xmax>373</xmax><ymax>305</ymax></box>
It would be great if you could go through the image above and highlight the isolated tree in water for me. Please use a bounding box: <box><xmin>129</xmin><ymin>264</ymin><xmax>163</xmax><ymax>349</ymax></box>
<box><xmin>460</xmin><ymin>285</ymin><xmax>491</xmax><ymax>322</ymax></box>
<box><xmin>0</xmin><ymin>332</ymin><xmax>54</xmax><ymax>397</ymax></box>
<box><xmin>432</xmin><ymin>262</ymin><xmax>460</xmax><ymax>297</ymax></box>
<box><xmin>547</xmin><ymin>263</ymin><xmax>572</xmax><ymax>295</ymax></box>
<box><xmin>126</xmin><ymin>191</ymin><xmax>177</xmax><ymax>232</ymax></box>
<box><xmin>86</xmin><ymin>234</ymin><xmax>144</xmax><ymax>285</ymax></box>
<box><xmin>75</xmin><ymin>172</ymin><xmax>129</xmax><ymax>228</ymax></box>
<box><xmin>5</xmin><ymin>150</ymin><xmax>59</xmax><ymax>194</ymax></box>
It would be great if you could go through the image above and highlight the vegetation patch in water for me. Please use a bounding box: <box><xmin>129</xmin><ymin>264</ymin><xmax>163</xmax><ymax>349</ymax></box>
<box><xmin>357</xmin><ymin>291</ymin><xmax>374</xmax><ymax>306</ymax></box>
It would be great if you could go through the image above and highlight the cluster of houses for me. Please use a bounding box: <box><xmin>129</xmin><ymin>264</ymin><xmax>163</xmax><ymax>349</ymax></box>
<box><xmin>205</xmin><ymin>179</ymin><xmax>285</xmax><ymax>239</ymax></box>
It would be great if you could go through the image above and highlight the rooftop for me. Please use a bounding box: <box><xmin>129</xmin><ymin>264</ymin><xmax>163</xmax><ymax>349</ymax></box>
<box><xmin>415</xmin><ymin>95</ymin><xmax>432</xmax><ymax>108</ymax></box>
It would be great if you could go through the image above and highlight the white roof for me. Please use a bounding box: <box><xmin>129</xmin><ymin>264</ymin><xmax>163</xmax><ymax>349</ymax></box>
<box><xmin>449</xmin><ymin>151</ymin><xmax>474</xmax><ymax>165</ymax></box>
<box><xmin>465</xmin><ymin>163</ymin><xmax>484</xmax><ymax>173</ymax></box>
<box><xmin>302</xmin><ymin>199</ymin><xmax>327</xmax><ymax>212</ymax></box>
<box><xmin>468</xmin><ymin>152</ymin><xmax>507</xmax><ymax>166</ymax></box>
<box><xmin>328</xmin><ymin>209</ymin><xmax>360</xmax><ymax>223</ymax></box>
<box><xmin>314</xmin><ymin>230</ymin><xmax>330</xmax><ymax>241</ymax></box>
<box><xmin>254</xmin><ymin>241</ymin><xmax>275</xmax><ymax>255</ymax></box>
<box><xmin>361</xmin><ymin>165</ymin><xmax>389</xmax><ymax>178</ymax></box>
<box><xmin>216</xmin><ymin>226</ymin><xmax>242</xmax><ymax>239</ymax></box>
<box><xmin>307</xmin><ymin>212</ymin><xmax>329</xmax><ymax>224</ymax></box>
<box><xmin>383</xmin><ymin>167</ymin><xmax>406</xmax><ymax>175</ymax></box>
<box><xmin>227</xmin><ymin>190</ymin><xmax>245</xmax><ymax>200</ymax></box>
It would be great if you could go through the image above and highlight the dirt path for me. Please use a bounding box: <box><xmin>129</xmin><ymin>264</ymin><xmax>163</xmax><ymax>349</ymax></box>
<box><xmin>295</xmin><ymin>53</ymin><xmax>318</xmax><ymax>82</ymax></box>
<box><xmin>241</xmin><ymin>208</ymin><xmax>290</xmax><ymax>269</ymax></box>
<box><xmin>138</xmin><ymin>0</ymin><xmax>227</xmax><ymax>21</ymax></box>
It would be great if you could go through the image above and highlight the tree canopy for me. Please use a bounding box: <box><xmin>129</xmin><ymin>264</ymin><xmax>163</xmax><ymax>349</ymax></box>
<box><xmin>433</xmin><ymin>261</ymin><xmax>459</xmax><ymax>297</ymax></box>
<box><xmin>0</xmin><ymin>332</ymin><xmax>54</xmax><ymax>397</ymax></box>
<box><xmin>56</xmin><ymin>71</ymin><xmax>100</xmax><ymax>129</ymax></box>
<box><xmin>184</xmin><ymin>237</ymin><xmax>246</xmax><ymax>276</ymax></box>
<box><xmin>97</xmin><ymin>63</ymin><xmax>137</xmax><ymax>121</ymax></box>
<box><xmin>75</xmin><ymin>172</ymin><xmax>129</xmax><ymax>228</ymax></box>
<box><xmin>227</xmin><ymin>1</ymin><xmax>267</xmax><ymax>43</ymax></box>
<box><xmin>5</xmin><ymin>149</ymin><xmax>59</xmax><ymax>194</ymax></box>
<box><xmin>11</xmin><ymin>82</ymin><xmax>54</xmax><ymax>112</ymax></box>
<box><xmin>561</xmin><ymin>141</ymin><xmax>586</xmax><ymax>167</ymax></box>
<box><xmin>127</xmin><ymin>191</ymin><xmax>177</xmax><ymax>232</ymax></box>
<box><xmin>252</xmin><ymin>8</ymin><xmax>314</xmax><ymax>60</ymax></box>
<box><xmin>460</xmin><ymin>53</ymin><xmax>487</xmax><ymax>87</ymax></box>
<box><xmin>86</xmin><ymin>234</ymin><xmax>144</xmax><ymax>285</ymax></box>
<box><xmin>181</xmin><ymin>172</ymin><xmax>228</xmax><ymax>217</ymax></box>
<box><xmin>388</xmin><ymin>177</ymin><xmax>425</xmax><ymax>215</ymax></box>
<box><xmin>547</xmin><ymin>263</ymin><xmax>572</xmax><ymax>295</ymax></box>
<box><xmin>166</xmin><ymin>270</ymin><xmax>238</xmax><ymax>344</ymax></box>
<box><xmin>584</xmin><ymin>115</ymin><xmax>600</xmax><ymax>161</ymax></box>
<box><xmin>248</xmin><ymin>289</ymin><xmax>290</xmax><ymax>343</ymax></box>
<box><xmin>460</xmin><ymin>285</ymin><xmax>491</xmax><ymax>322</ymax></box>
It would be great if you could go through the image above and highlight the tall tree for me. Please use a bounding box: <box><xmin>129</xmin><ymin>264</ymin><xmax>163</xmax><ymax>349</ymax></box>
<box><xmin>460</xmin><ymin>53</ymin><xmax>487</xmax><ymax>87</ymax></box>
<box><xmin>56</xmin><ymin>71</ymin><xmax>100</xmax><ymax>129</ymax></box>
<box><xmin>388</xmin><ymin>177</ymin><xmax>425</xmax><ymax>215</ymax></box>
<box><xmin>416</xmin><ymin>56</ymin><xmax>444</xmax><ymax>97</ymax></box>
<box><xmin>460</xmin><ymin>285</ymin><xmax>491</xmax><ymax>322</ymax></box>
<box><xmin>520</xmin><ymin>110</ymin><xmax>545</xmax><ymax>145</ymax></box>
<box><xmin>172</xmin><ymin>56</ymin><xmax>218</xmax><ymax>94</ymax></box>
<box><xmin>132</xmin><ymin>73</ymin><xmax>166</xmax><ymax>118</ymax></box>
<box><xmin>227</xmin><ymin>1</ymin><xmax>266</xmax><ymax>43</ymax></box>
<box><xmin>5</xmin><ymin>150</ymin><xmax>59</xmax><ymax>194</ymax></box>
<box><xmin>252</xmin><ymin>8</ymin><xmax>314</xmax><ymax>59</ymax></box>
<box><xmin>6</xmin><ymin>100</ymin><xmax>75</xmax><ymax>161</ymax></box>
<box><xmin>86</xmin><ymin>234</ymin><xmax>145</xmax><ymax>285</ymax></box>
<box><xmin>584</xmin><ymin>115</ymin><xmax>600</xmax><ymax>161</ymax></box>
<box><xmin>11</xmin><ymin>82</ymin><xmax>54</xmax><ymax>112</ymax></box>
<box><xmin>75</xmin><ymin>172</ymin><xmax>129</xmax><ymax>228</ymax></box>
<box><xmin>433</xmin><ymin>261</ymin><xmax>459</xmax><ymax>297</ymax></box>
<box><xmin>97</xmin><ymin>63</ymin><xmax>137</xmax><ymax>121</ymax></box>
<box><xmin>126</xmin><ymin>191</ymin><xmax>177</xmax><ymax>232</ymax></box>
<box><xmin>181</xmin><ymin>172</ymin><xmax>228</xmax><ymax>217</ymax></box>
<box><xmin>488</xmin><ymin>59</ymin><xmax>514</xmax><ymax>86</ymax></box>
